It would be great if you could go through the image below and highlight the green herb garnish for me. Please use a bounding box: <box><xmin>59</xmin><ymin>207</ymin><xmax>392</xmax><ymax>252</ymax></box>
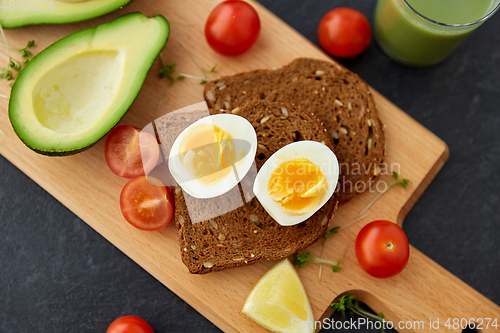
<box><xmin>0</xmin><ymin>67</ymin><xmax>13</xmax><ymax>81</ymax></box>
<box><xmin>331</xmin><ymin>295</ymin><xmax>386</xmax><ymax>332</ymax></box>
<box><xmin>292</xmin><ymin>251</ymin><xmax>342</xmax><ymax>273</ymax></box>
<box><xmin>155</xmin><ymin>53</ymin><xmax>217</xmax><ymax>114</ymax></box>
<box><xmin>19</xmin><ymin>40</ymin><xmax>34</xmax><ymax>60</ymax></box>
<box><xmin>155</xmin><ymin>40</ymin><xmax>218</xmax><ymax>112</ymax></box>
<box><xmin>159</xmin><ymin>58</ymin><xmax>210</xmax><ymax>83</ymax></box>
<box><xmin>317</xmin><ymin>226</ymin><xmax>341</xmax><ymax>279</ymax></box>
<box><xmin>322</xmin><ymin>226</ymin><xmax>340</xmax><ymax>241</ymax></box>
<box><xmin>0</xmin><ymin>27</ymin><xmax>35</xmax><ymax>88</ymax></box>
<box><xmin>356</xmin><ymin>172</ymin><xmax>412</xmax><ymax>218</ymax></box>
<box><xmin>178</xmin><ymin>39</ymin><xmax>217</xmax><ymax>78</ymax></box>
<box><xmin>332</xmin><ymin>259</ymin><xmax>342</xmax><ymax>272</ymax></box>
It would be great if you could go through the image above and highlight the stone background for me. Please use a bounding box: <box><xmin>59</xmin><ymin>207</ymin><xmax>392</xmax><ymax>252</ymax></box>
<box><xmin>1</xmin><ymin>0</ymin><xmax>498</xmax><ymax>332</ymax></box>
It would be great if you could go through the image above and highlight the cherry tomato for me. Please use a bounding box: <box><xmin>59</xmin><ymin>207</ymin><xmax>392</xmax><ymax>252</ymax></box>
<box><xmin>106</xmin><ymin>316</ymin><xmax>153</xmax><ymax>333</ymax></box>
<box><xmin>355</xmin><ymin>220</ymin><xmax>410</xmax><ymax>278</ymax></box>
<box><xmin>120</xmin><ymin>176</ymin><xmax>173</xmax><ymax>231</ymax></box>
<box><xmin>318</xmin><ymin>8</ymin><xmax>371</xmax><ymax>58</ymax></box>
<box><xmin>205</xmin><ymin>0</ymin><xmax>261</xmax><ymax>56</ymax></box>
<box><xmin>105</xmin><ymin>125</ymin><xmax>160</xmax><ymax>179</ymax></box>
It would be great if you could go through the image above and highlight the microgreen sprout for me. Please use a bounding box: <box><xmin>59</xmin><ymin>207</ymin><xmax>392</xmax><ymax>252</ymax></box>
<box><xmin>0</xmin><ymin>67</ymin><xmax>13</xmax><ymax>81</ymax></box>
<box><xmin>9</xmin><ymin>59</ymin><xmax>21</xmax><ymax>71</ymax></box>
<box><xmin>318</xmin><ymin>226</ymin><xmax>340</xmax><ymax>279</ymax></box>
<box><xmin>155</xmin><ymin>57</ymin><xmax>201</xmax><ymax>114</ymax></box>
<box><xmin>19</xmin><ymin>40</ymin><xmax>34</xmax><ymax>60</ymax></box>
<box><xmin>0</xmin><ymin>33</ymin><xmax>35</xmax><ymax>89</ymax></box>
<box><xmin>356</xmin><ymin>172</ymin><xmax>412</xmax><ymax>219</ymax></box>
<box><xmin>199</xmin><ymin>65</ymin><xmax>217</xmax><ymax>84</ymax></box>
<box><xmin>331</xmin><ymin>295</ymin><xmax>386</xmax><ymax>332</ymax></box>
<box><xmin>318</xmin><ymin>216</ymin><xmax>369</xmax><ymax>279</ymax></box>
<box><xmin>158</xmin><ymin>60</ymin><xmax>203</xmax><ymax>82</ymax></box>
<box><xmin>292</xmin><ymin>251</ymin><xmax>342</xmax><ymax>273</ymax></box>
<box><xmin>156</xmin><ymin>50</ymin><xmax>217</xmax><ymax>114</ymax></box>
<box><xmin>332</xmin><ymin>259</ymin><xmax>341</xmax><ymax>272</ymax></box>
<box><xmin>178</xmin><ymin>40</ymin><xmax>217</xmax><ymax>79</ymax></box>
<box><xmin>322</xmin><ymin>226</ymin><xmax>340</xmax><ymax>241</ymax></box>
<box><xmin>340</xmin><ymin>214</ymin><xmax>369</xmax><ymax>230</ymax></box>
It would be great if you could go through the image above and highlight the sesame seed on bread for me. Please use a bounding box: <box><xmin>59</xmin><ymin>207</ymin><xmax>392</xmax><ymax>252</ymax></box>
<box><xmin>204</xmin><ymin>58</ymin><xmax>386</xmax><ymax>203</ymax></box>
<box><xmin>157</xmin><ymin>101</ymin><xmax>338</xmax><ymax>274</ymax></box>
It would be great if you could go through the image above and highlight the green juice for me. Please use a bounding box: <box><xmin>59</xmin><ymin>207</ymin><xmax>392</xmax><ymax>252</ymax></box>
<box><xmin>407</xmin><ymin>0</ymin><xmax>495</xmax><ymax>24</ymax></box>
<box><xmin>374</xmin><ymin>0</ymin><xmax>499</xmax><ymax>66</ymax></box>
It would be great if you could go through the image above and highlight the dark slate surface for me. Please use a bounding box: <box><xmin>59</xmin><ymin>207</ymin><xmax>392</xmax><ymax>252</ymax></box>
<box><xmin>1</xmin><ymin>1</ymin><xmax>499</xmax><ymax>332</ymax></box>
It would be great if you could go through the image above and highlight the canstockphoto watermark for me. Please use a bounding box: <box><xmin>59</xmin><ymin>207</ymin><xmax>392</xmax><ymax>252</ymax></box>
<box><xmin>291</xmin><ymin>317</ymin><xmax>426</xmax><ymax>330</ymax></box>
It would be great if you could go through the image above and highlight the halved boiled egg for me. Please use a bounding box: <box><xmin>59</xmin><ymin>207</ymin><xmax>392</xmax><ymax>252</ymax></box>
<box><xmin>169</xmin><ymin>114</ymin><xmax>257</xmax><ymax>199</ymax></box>
<box><xmin>253</xmin><ymin>141</ymin><xmax>339</xmax><ymax>226</ymax></box>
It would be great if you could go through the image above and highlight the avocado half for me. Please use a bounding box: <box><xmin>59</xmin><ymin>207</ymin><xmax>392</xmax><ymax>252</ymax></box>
<box><xmin>0</xmin><ymin>0</ymin><xmax>133</xmax><ymax>29</ymax></box>
<box><xmin>9</xmin><ymin>12</ymin><xmax>170</xmax><ymax>156</ymax></box>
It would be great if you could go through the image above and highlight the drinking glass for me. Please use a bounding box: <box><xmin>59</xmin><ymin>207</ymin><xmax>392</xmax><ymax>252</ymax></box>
<box><xmin>374</xmin><ymin>0</ymin><xmax>500</xmax><ymax>67</ymax></box>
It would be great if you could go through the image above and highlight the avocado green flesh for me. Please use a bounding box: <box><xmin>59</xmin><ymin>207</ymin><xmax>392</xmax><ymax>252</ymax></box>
<box><xmin>9</xmin><ymin>12</ymin><xmax>170</xmax><ymax>155</ymax></box>
<box><xmin>0</xmin><ymin>0</ymin><xmax>133</xmax><ymax>29</ymax></box>
<box><xmin>33</xmin><ymin>50</ymin><xmax>122</xmax><ymax>134</ymax></box>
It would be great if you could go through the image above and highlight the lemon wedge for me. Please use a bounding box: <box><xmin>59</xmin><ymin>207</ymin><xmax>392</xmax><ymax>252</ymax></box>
<box><xmin>242</xmin><ymin>259</ymin><xmax>314</xmax><ymax>333</ymax></box>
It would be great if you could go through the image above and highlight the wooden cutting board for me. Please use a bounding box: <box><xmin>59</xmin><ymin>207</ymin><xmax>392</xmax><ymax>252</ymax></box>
<box><xmin>1</xmin><ymin>1</ymin><xmax>498</xmax><ymax>332</ymax></box>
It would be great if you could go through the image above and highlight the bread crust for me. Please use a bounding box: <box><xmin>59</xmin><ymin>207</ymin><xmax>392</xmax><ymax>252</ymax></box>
<box><xmin>163</xmin><ymin>101</ymin><xmax>338</xmax><ymax>274</ymax></box>
<box><xmin>204</xmin><ymin>58</ymin><xmax>386</xmax><ymax>203</ymax></box>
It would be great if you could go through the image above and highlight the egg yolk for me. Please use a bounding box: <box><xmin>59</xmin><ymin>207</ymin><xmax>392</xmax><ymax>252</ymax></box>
<box><xmin>179</xmin><ymin>123</ymin><xmax>236</xmax><ymax>184</ymax></box>
<box><xmin>268</xmin><ymin>158</ymin><xmax>327</xmax><ymax>216</ymax></box>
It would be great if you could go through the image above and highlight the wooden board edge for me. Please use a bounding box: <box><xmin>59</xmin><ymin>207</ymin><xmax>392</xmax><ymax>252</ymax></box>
<box><xmin>0</xmin><ymin>145</ymin><xmax>239</xmax><ymax>332</ymax></box>
<box><xmin>368</xmin><ymin>90</ymin><xmax>450</xmax><ymax>227</ymax></box>
<box><xmin>397</xmin><ymin>141</ymin><xmax>449</xmax><ymax>226</ymax></box>
<box><xmin>358</xmin><ymin>249</ymin><xmax>500</xmax><ymax>333</ymax></box>
<box><xmin>99</xmin><ymin>234</ymin><xmax>242</xmax><ymax>333</ymax></box>
<box><xmin>314</xmin><ymin>290</ymin><xmax>410</xmax><ymax>333</ymax></box>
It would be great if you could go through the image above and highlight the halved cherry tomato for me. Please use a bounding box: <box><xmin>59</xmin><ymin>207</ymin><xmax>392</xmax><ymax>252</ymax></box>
<box><xmin>318</xmin><ymin>8</ymin><xmax>371</xmax><ymax>58</ymax></box>
<box><xmin>120</xmin><ymin>176</ymin><xmax>173</xmax><ymax>231</ymax></box>
<box><xmin>105</xmin><ymin>125</ymin><xmax>160</xmax><ymax>179</ymax></box>
<box><xmin>355</xmin><ymin>220</ymin><xmax>410</xmax><ymax>278</ymax></box>
<box><xmin>205</xmin><ymin>0</ymin><xmax>261</xmax><ymax>56</ymax></box>
<box><xmin>107</xmin><ymin>316</ymin><xmax>153</xmax><ymax>333</ymax></box>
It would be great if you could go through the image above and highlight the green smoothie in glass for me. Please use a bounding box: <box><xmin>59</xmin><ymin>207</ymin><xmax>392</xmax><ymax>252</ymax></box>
<box><xmin>374</xmin><ymin>0</ymin><xmax>500</xmax><ymax>67</ymax></box>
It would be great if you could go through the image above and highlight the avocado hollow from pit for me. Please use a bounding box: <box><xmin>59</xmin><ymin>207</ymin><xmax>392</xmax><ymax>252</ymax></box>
<box><xmin>8</xmin><ymin>12</ymin><xmax>170</xmax><ymax>156</ymax></box>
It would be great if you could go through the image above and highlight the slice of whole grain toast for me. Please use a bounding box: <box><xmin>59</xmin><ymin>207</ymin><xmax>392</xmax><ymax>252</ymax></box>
<box><xmin>166</xmin><ymin>101</ymin><xmax>338</xmax><ymax>274</ymax></box>
<box><xmin>204</xmin><ymin>58</ymin><xmax>386</xmax><ymax>203</ymax></box>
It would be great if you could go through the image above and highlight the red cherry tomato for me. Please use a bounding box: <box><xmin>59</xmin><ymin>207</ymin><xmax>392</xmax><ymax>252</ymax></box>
<box><xmin>105</xmin><ymin>125</ymin><xmax>160</xmax><ymax>179</ymax></box>
<box><xmin>318</xmin><ymin>8</ymin><xmax>371</xmax><ymax>58</ymax></box>
<box><xmin>120</xmin><ymin>176</ymin><xmax>173</xmax><ymax>231</ymax></box>
<box><xmin>355</xmin><ymin>220</ymin><xmax>410</xmax><ymax>278</ymax></box>
<box><xmin>106</xmin><ymin>316</ymin><xmax>153</xmax><ymax>333</ymax></box>
<box><xmin>205</xmin><ymin>0</ymin><xmax>261</xmax><ymax>56</ymax></box>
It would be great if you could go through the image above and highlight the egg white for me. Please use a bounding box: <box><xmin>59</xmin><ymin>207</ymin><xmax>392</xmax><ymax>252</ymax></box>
<box><xmin>253</xmin><ymin>141</ymin><xmax>339</xmax><ymax>226</ymax></box>
<box><xmin>168</xmin><ymin>114</ymin><xmax>257</xmax><ymax>199</ymax></box>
